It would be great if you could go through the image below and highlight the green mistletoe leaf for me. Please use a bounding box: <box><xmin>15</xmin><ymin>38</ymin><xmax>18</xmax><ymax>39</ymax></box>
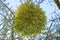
<box><xmin>13</xmin><ymin>2</ymin><xmax>46</xmax><ymax>37</ymax></box>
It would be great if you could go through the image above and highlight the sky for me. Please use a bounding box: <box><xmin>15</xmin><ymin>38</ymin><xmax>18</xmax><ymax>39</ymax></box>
<box><xmin>5</xmin><ymin>0</ymin><xmax>59</xmax><ymax>20</ymax></box>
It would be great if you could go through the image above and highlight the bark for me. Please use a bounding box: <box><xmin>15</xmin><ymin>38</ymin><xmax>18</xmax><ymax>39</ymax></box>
<box><xmin>11</xmin><ymin>28</ymin><xmax>14</xmax><ymax>40</ymax></box>
<box><xmin>54</xmin><ymin>0</ymin><xmax>60</xmax><ymax>9</ymax></box>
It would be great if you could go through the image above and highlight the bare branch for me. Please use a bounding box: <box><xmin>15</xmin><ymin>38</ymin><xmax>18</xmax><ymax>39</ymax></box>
<box><xmin>0</xmin><ymin>0</ymin><xmax>14</xmax><ymax>14</ymax></box>
<box><xmin>49</xmin><ymin>17</ymin><xmax>60</xmax><ymax>22</ymax></box>
<box><xmin>45</xmin><ymin>20</ymin><xmax>54</xmax><ymax>40</ymax></box>
<box><xmin>54</xmin><ymin>0</ymin><xmax>60</xmax><ymax>9</ymax></box>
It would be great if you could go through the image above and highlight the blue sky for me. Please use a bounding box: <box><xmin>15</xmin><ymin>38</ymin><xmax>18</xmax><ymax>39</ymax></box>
<box><xmin>5</xmin><ymin>0</ymin><xmax>59</xmax><ymax>20</ymax></box>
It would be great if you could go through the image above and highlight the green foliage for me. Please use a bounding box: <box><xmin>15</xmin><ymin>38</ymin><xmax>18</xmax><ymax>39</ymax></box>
<box><xmin>13</xmin><ymin>2</ymin><xmax>46</xmax><ymax>37</ymax></box>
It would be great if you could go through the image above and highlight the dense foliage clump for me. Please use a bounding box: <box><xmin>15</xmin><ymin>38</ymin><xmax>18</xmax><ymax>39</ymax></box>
<box><xmin>13</xmin><ymin>2</ymin><xmax>46</xmax><ymax>37</ymax></box>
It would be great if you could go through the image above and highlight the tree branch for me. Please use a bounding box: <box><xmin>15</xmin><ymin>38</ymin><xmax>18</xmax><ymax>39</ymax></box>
<box><xmin>54</xmin><ymin>0</ymin><xmax>60</xmax><ymax>9</ymax></box>
<box><xmin>45</xmin><ymin>20</ymin><xmax>54</xmax><ymax>40</ymax></box>
<box><xmin>0</xmin><ymin>0</ymin><xmax>14</xmax><ymax>14</ymax></box>
<box><xmin>49</xmin><ymin>17</ymin><xmax>60</xmax><ymax>22</ymax></box>
<box><xmin>0</xmin><ymin>0</ymin><xmax>15</xmax><ymax>40</ymax></box>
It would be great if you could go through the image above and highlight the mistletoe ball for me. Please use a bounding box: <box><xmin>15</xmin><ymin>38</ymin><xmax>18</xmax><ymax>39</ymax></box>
<box><xmin>13</xmin><ymin>2</ymin><xmax>46</xmax><ymax>37</ymax></box>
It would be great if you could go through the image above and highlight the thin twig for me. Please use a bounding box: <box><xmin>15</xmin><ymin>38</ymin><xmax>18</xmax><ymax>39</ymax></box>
<box><xmin>49</xmin><ymin>17</ymin><xmax>60</xmax><ymax>22</ymax></box>
<box><xmin>0</xmin><ymin>0</ymin><xmax>15</xmax><ymax>40</ymax></box>
<box><xmin>0</xmin><ymin>0</ymin><xmax>14</xmax><ymax>15</ymax></box>
<box><xmin>45</xmin><ymin>20</ymin><xmax>54</xmax><ymax>40</ymax></box>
